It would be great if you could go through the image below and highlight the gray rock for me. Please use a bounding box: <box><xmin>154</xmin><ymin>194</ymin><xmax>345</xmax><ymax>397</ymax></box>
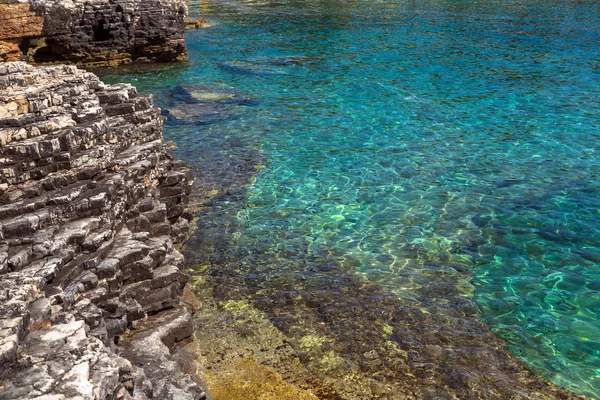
<box><xmin>120</xmin><ymin>307</ymin><xmax>204</xmax><ymax>400</ymax></box>
<box><xmin>0</xmin><ymin>63</ymin><xmax>204</xmax><ymax>399</ymax></box>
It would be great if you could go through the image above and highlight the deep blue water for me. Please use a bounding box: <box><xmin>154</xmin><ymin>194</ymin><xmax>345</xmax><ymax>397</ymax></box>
<box><xmin>100</xmin><ymin>0</ymin><xmax>600</xmax><ymax>397</ymax></box>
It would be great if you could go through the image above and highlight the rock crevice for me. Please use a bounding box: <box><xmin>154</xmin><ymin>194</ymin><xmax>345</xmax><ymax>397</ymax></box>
<box><xmin>0</xmin><ymin>62</ymin><xmax>204</xmax><ymax>400</ymax></box>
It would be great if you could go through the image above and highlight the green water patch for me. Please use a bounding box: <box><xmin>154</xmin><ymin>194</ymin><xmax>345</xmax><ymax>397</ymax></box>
<box><xmin>472</xmin><ymin>211</ymin><xmax>600</xmax><ymax>397</ymax></box>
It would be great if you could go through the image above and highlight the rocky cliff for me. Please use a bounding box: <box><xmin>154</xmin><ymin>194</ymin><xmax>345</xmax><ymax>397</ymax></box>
<box><xmin>0</xmin><ymin>62</ymin><xmax>205</xmax><ymax>399</ymax></box>
<box><xmin>0</xmin><ymin>0</ymin><xmax>187</xmax><ymax>66</ymax></box>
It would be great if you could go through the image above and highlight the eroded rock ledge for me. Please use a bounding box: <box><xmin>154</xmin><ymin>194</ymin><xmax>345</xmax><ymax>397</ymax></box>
<box><xmin>0</xmin><ymin>62</ymin><xmax>204</xmax><ymax>399</ymax></box>
<box><xmin>0</xmin><ymin>0</ymin><xmax>187</xmax><ymax>66</ymax></box>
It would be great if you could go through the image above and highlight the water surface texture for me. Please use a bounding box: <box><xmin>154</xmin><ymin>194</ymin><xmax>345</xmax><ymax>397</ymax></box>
<box><xmin>101</xmin><ymin>0</ymin><xmax>600</xmax><ymax>398</ymax></box>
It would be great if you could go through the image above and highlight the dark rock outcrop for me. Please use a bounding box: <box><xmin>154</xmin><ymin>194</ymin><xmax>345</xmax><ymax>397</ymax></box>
<box><xmin>0</xmin><ymin>0</ymin><xmax>187</xmax><ymax>66</ymax></box>
<box><xmin>0</xmin><ymin>62</ymin><xmax>203</xmax><ymax>399</ymax></box>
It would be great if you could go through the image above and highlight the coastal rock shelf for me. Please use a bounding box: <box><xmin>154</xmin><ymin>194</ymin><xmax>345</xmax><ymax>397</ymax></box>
<box><xmin>0</xmin><ymin>62</ymin><xmax>204</xmax><ymax>399</ymax></box>
<box><xmin>0</xmin><ymin>0</ymin><xmax>187</xmax><ymax>65</ymax></box>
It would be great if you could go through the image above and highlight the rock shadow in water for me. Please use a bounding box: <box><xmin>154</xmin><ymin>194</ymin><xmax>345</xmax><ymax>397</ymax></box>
<box><xmin>266</xmin><ymin>56</ymin><xmax>322</xmax><ymax>66</ymax></box>
<box><xmin>172</xmin><ymin>83</ymin><xmax>261</xmax><ymax>105</ymax></box>
<box><xmin>219</xmin><ymin>56</ymin><xmax>320</xmax><ymax>76</ymax></box>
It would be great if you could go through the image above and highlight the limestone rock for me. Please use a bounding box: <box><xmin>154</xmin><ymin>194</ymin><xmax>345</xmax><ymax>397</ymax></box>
<box><xmin>0</xmin><ymin>62</ymin><xmax>201</xmax><ymax>399</ymax></box>
<box><xmin>120</xmin><ymin>307</ymin><xmax>205</xmax><ymax>400</ymax></box>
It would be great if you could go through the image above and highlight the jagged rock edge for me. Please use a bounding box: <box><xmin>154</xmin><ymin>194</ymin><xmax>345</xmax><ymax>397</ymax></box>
<box><xmin>0</xmin><ymin>61</ymin><xmax>205</xmax><ymax>400</ymax></box>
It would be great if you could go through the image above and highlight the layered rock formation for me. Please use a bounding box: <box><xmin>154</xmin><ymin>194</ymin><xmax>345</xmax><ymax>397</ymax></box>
<box><xmin>0</xmin><ymin>62</ymin><xmax>204</xmax><ymax>399</ymax></box>
<box><xmin>0</xmin><ymin>0</ymin><xmax>187</xmax><ymax>66</ymax></box>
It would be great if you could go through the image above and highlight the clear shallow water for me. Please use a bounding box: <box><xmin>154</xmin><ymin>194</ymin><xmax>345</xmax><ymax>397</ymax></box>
<box><xmin>100</xmin><ymin>0</ymin><xmax>600</xmax><ymax>397</ymax></box>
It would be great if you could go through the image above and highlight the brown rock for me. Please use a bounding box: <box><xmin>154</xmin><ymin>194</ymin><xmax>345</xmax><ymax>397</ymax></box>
<box><xmin>0</xmin><ymin>41</ymin><xmax>21</xmax><ymax>63</ymax></box>
<box><xmin>0</xmin><ymin>4</ymin><xmax>44</xmax><ymax>40</ymax></box>
<box><xmin>185</xmin><ymin>19</ymin><xmax>210</xmax><ymax>29</ymax></box>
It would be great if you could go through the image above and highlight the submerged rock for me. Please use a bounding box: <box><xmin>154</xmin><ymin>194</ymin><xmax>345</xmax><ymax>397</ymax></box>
<box><xmin>172</xmin><ymin>84</ymin><xmax>260</xmax><ymax>106</ymax></box>
<box><xmin>167</xmin><ymin>103</ymin><xmax>241</xmax><ymax>124</ymax></box>
<box><xmin>266</xmin><ymin>56</ymin><xmax>321</xmax><ymax>66</ymax></box>
<box><xmin>218</xmin><ymin>56</ymin><xmax>319</xmax><ymax>76</ymax></box>
<box><xmin>166</xmin><ymin>83</ymin><xmax>257</xmax><ymax>125</ymax></box>
<box><xmin>218</xmin><ymin>60</ymin><xmax>288</xmax><ymax>76</ymax></box>
<box><xmin>186</xmin><ymin>19</ymin><xmax>214</xmax><ymax>29</ymax></box>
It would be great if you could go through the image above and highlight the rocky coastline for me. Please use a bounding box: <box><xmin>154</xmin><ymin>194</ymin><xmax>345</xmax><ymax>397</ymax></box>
<box><xmin>0</xmin><ymin>0</ymin><xmax>187</xmax><ymax>66</ymax></box>
<box><xmin>0</xmin><ymin>0</ymin><xmax>595</xmax><ymax>399</ymax></box>
<box><xmin>0</xmin><ymin>62</ymin><xmax>206</xmax><ymax>399</ymax></box>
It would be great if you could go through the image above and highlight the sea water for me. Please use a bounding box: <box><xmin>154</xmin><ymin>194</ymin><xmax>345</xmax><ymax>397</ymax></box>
<box><xmin>99</xmin><ymin>0</ymin><xmax>600</xmax><ymax>397</ymax></box>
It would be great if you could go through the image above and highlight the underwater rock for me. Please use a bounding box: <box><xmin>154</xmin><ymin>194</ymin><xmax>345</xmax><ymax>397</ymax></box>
<box><xmin>218</xmin><ymin>60</ymin><xmax>288</xmax><ymax>76</ymax></box>
<box><xmin>218</xmin><ymin>56</ymin><xmax>319</xmax><ymax>76</ymax></box>
<box><xmin>167</xmin><ymin>103</ymin><xmax>241</xmax><ymax>124</ymax></box>
<box><xmin>166</xmin><ymin>84</ymin><xmax>257</xmax><ymax>125</ymax></box>
<box><xmin>266</xmin><ymin>56</ymin><xmax>321</xmax><ymax>66</ymax></box>
<box><xmin>186</xmin><ymin>19</ymin><xmax>212</xmax><ymax>29</ymax></box>
<box><xmin>172</xmin><ymin>84</ymin><xmax>260</xmax><ymax>106</ymax></box>
<box><xmin>184</xmin><ymin>169</ymin><xmax>586</xmax><ymax>400</ymax></box>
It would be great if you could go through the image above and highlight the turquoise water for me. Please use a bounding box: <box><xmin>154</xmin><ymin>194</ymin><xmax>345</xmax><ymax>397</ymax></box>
<box><xmin>100</xmin><ymin>0</ymin><xmax>600</xmax><ymax>397</ymax></box>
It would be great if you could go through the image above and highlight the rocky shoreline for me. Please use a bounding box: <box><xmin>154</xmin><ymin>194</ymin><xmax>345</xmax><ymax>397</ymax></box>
<box><xmin>0</xmin><ymin>0</ymin><xmax>187</xmax><ymax>66</ymax></box>
<box><xmin>0</xmin><ymin>0</ymin><xmax>595</xmax><ymax>399</ymax></box>
<box><xmin>0</xmin><ymin>62</ymin><xmax>206</xmax><ymax>399</ymax></box>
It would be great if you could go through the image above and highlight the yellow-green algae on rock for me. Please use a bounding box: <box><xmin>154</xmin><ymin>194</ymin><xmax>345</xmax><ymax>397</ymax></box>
<box><xmin>188</xmin><ymin>291</ymin><xmax>341</xmax><ymax>400</ymax></box>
